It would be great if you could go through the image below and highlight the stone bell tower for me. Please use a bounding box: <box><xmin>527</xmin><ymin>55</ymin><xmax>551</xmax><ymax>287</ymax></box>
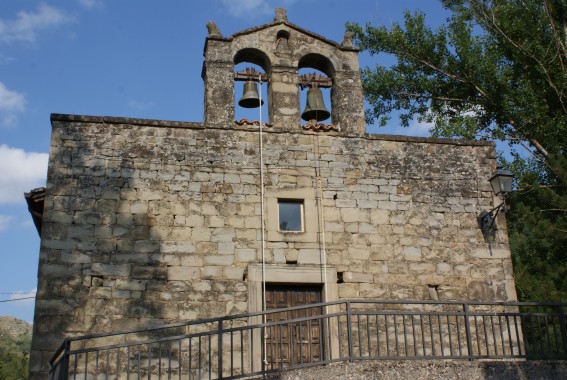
<box><xmin>202</xmin><ymin>8</ymin><xmax>366</xmax><ymax>134</ymax></box>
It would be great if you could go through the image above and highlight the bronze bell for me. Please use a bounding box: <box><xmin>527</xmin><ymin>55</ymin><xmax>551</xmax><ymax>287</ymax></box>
<box><xmin>301</xmin><ymin>87</ymin><xmax>330</xmax><ymax>122</ymax></box>
<box><xmin>238</xmin><ymin>81</ymin><xmax>264</xmax><ymax>108</ymax></box>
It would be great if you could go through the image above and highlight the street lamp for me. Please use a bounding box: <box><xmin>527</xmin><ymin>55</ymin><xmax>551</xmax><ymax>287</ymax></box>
<box><xmin>478</xmin><ymin>167</ymin><xmax>514</xmax><ymax>240</ymax></box>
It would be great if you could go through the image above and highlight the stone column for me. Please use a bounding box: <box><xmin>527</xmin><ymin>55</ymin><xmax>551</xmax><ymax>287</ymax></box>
<box><xmin>202</xmin><ymin>38</ymin><xmax>234</xmax><ymax>126</ymax></box>
<box><xmin>269</xmin><ymin>64</ymin><xmax>300</xmax><ymax>131</ymax></box>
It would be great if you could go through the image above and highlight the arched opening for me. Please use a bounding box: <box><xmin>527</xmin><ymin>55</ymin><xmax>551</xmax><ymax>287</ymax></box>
<box><xmin>298</xmin><ymin>54</ymin><xmax>335</xmax><ymax>125</ymax></box>
<box><xmin>234</xmin><ymin>48</ymin><xmax>271</xmax><ymax>123</ymax></box>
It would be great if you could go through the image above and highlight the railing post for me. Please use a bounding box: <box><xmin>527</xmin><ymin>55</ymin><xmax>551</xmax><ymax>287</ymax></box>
<box><xmin>218</xmin><ymin>319</ymin><xmax>223</xmax><ymax>379</ymax></box>
<box><xmin>346</xmin><ymin>301</ymin><xmax>353</xmax><ymax>362</ymax></box>
<box><xmin>463</xmin><ymin>303</ymin><xmax>474</xmax><ymax>361</ymax></box>
<box><xmin>558</xmin><ymin>303</ymin><xmax>567</xmax><ymax>358</ymax></box>
<box><xmin>60</xmin><ymin>339</ymin><xmax>70</xmax><ymax>380</ymax></box>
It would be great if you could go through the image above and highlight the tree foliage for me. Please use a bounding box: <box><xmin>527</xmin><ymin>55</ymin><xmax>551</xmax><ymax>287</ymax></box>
<box><xmin>0</xmin><ymin>338</ymin><xmax>30</xmax><ymax>380</ymax></box>
<box><xmin>347</xmin><ymin>0</ymin><xmax>567</xmax><ymax>301</ymax></box>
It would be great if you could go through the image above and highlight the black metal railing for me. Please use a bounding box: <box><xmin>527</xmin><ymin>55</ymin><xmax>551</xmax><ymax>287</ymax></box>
<box><xmin>48</xmin><ymin>300</ymin><xmax>567</xmax><ymax>379</ymax></box>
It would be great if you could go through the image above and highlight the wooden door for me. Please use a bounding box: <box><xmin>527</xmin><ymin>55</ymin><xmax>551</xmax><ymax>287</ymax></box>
<box><xmin>264</xmin><ymin>284</ymin><xmax>324</xmax><ymax>369</ymax></box>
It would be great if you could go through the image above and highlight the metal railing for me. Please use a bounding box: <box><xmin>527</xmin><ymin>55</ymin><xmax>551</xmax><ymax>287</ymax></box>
<box><xmin>48</xmin><ymin>300</ymin><xmax>567</xmax><ymax>379</ymax></box>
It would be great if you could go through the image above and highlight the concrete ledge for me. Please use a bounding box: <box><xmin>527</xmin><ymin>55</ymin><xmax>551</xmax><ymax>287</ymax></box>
<box><xmin>50</xmin><ymin>113</ymin><xmax>205</xmax><ymax>130</ymax></box>
<box><xmin>51</xmin><ymin>113</ymin><xmax>496</xmax><ymax>147</ymax></box>
<box><xmin>50</xmin><ymin>112</ymin><xmax>494</xmax><ymax>147</ymax></box>
<box><xmin>267</xmin><ymin>360</ymin><xmax>567</xmax><ymax>380</ymax></box>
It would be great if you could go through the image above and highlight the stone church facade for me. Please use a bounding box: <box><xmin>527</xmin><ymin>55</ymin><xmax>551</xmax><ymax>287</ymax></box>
<box><xmin>29</xmin><ymin>9</ymin><xmax>517</xmax><ymax>379</ymax></box>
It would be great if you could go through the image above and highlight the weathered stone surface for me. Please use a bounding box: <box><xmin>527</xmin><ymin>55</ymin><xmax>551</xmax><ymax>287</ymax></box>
<box><xmin>30</xmin><ymin>10</ymin><xmax>516</xmax><ymax>380</ymax></box>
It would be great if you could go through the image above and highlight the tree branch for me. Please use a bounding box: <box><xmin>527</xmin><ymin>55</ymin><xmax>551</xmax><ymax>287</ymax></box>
<box><xmin>470</xmin><ymin>1</ymin><xmax>567</xmax><ymax>114</ymax></box>
<box><xmin>398</xmin><ymin>92</ymin><xmax>481</xmax><ymax>104</ymax></box>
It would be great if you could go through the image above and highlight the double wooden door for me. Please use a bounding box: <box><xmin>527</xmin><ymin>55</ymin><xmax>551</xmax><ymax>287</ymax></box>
<box><xmin>264</xmin><ymin>284</ymin><xmax>324</xmax><ymax>368</ymax></box>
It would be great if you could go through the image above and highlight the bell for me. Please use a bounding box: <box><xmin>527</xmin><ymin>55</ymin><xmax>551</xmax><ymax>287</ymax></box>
<box><xmin>301</xmin><ymin>87</ymin><xmax>330</xmax><ymax>122</ymax></box>
<box><xmin>238</xmin><ymin>81</ymin><xmax>263</xmax><ymax>108</ymax></box>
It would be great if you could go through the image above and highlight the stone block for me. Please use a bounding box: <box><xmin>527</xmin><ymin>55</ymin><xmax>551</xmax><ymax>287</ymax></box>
<box><xmin>436</xmin><ymin>262</ymin><xmax>453</xmax><ymax>275</ymax></box>
<box><xmin>168</xmin><ymin>266</ymin><xmax>199</xmax><ymax>281</ymax></box>
<box><xmin>409</xmin><ymin>263</ymin><xmax>435</xmax><ymax>273</ymax></box>
<box><xmin>359</xmin><ymin>283</ymin><xmax>388</xmax><ymax>298</ymax></box>
<box><xmin>112</xmin><ymin>289</ymin><xmax>131</xmax><ymax>298</ymax></box>
<box><xmin>114</xmin><ymin>279</ymin><xmax>146</xmax><ymax>291</ymax></box>
<box><xmin>186</xmin><ymin>215</ymin><xmax>205</xmax><ymax>227</ymax></box>
<box><xmin>454</xmin><ymin>264</ymin><xmax>470</xmax><ymax>276</ymax></box>
<box><xmin>297</xmin><ymin>249</ymin><xmax>320</xmax><ymax>264</ymax></box>
<box><xmin>130</xmin><ymin>201</ymin><xmax>148</xmax><ymax>214</ymax></box>
<box><xmin>403</xmin><ymin>246</ymin><xmax>421</xmax><ymax>261</ymax></box>
<box><xmin>348</xmin><ymin>246</ymin><xmax>370</xmax><ymax>260</ymax></box>
<box><xmin>131</xmin><ymin>265</ymin><xmax>167</xmax><ymax>280</ymax></box>
<box><xmin>338</xmin><ymin>283</ymin><xmax>359</xmax><ymax>298</ymax></box>
<box><xmin>342</xmin><ymin>271</ymin><xmax>373</xmax><ymax>283</ymax></box>
<box><xmin>89</xmin><ymin>287</ymin><xmax>111</xmax><ymax>298</ymax></box>
<box><xmin>192</xmin><ymin>227</ymin><xmax>211</xmax><ymax>242</ymax></box>
<box><xmin>218</xmin><ymin>242</ymin><xmax>235</xmax><ymax>255</ymax></box>
<box><xmin>359</xmin><ymin>223</ymin><xmax>377</xmax><ymax>234</ymax></box>
<box><xmin>224</xmin><ymin>266</ymin><xmax>245</xmax><ymax>280</ymax></box>
<box><xmin>211</xmin><ymin>227</ymin><xmax>235</xmax><ymax>242</ymax></box>
<box><xmin>202</xmin><ymin>266</ymin><xmax>222</xmax><ymax>279</ymax></box>
<box><xmin>83</xmin><ymin>298</ymin><xmax>107</xmax><ymax>316</ymax></box>
<box><xmin>341</xmin><ymin>208</ymin><xmax>369</xmax><ymax>223</ymax></box>
<box><xmin>335</xmin><ymin>199</ymin><xmax>357</xmax><ymax>208</ymax></box>
<box><xmin>92</xmin><ymin>263</ymin><xmax>131</xmax><ymax>277</ymax></box>
<box><xmin>204</xmin><ymin>255</ymin><xmax>234</xmax><ymax>266</ymax></box>
<box><xmin>236</xmin><ymin>248</ymin><xmax>257</xmax><ymax>262</ymax></box>
<box><xmin>61</xmin><ymin>252</ymin><xmax>91</xmax><ymax>264</ymax></box>
<box><xmin>133</xmin><ymin>240</ymin><xmax>159</xmax><ymax>253</ymax></box>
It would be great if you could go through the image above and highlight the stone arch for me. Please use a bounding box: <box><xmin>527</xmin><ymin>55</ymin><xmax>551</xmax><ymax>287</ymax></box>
<box><xmin>234</xmin><ymin>48</ymin><xmax>272</xmax><ymax>75</ymax></box>
<box><xmin>298</xmin><ymin>53</ymin><xmax>335</xmax><ymax>79</ymax></box>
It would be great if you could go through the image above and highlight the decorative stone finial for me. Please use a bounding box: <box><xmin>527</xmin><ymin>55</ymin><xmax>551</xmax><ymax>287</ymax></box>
<box><xmin>341</xmin><ymin>31</ymin><xmax>354</xmax><ymax>47</ymax></box>
<box><xmin>274</xmin><ymin>8</ymin><xmax>287</xmax><ymax>22</ymax></box>
<box><xmin>206</xmin><ymin>21</ymin><xmax>222</xmax><ymax>38</ymax></box>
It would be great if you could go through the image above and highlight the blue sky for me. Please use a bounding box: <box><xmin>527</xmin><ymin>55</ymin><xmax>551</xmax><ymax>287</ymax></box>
<box><xmin>0</xmin><ymin>0</ymin><xmax>452</xmax><ymax>322</ymax></box>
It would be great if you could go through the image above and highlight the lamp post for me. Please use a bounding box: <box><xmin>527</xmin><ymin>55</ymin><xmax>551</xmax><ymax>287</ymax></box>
<box><xmin>478</xmin><ymin>167</ymin><xmax>514</xmax><ymax>240</ymax></box>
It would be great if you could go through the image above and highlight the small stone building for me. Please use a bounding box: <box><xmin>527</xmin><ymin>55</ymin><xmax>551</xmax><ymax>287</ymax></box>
<box><xmin>29</xmin><ymin>9</ymin><xmax>517</xmax><ymax>379</ymax></box>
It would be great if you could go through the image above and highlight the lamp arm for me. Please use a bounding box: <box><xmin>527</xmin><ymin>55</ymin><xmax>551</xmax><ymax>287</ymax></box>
<box><xmin>486</xmin><ymin>200</ymin><xmax>505</xmax><ymax>215</ymax></box>
<box><xmin>484</xmin><ymin>198</ymin><xmax>508</xmax><ymax>231</ymax></box>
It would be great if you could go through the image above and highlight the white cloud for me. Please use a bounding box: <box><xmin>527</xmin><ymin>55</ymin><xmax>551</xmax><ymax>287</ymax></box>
<box><xmin>0</xmin><ymin>214</ymin><xmax>14</xmax><ymax>231</ymax></box>
<box><xmin>0</xmin><ymin>145</ymin><xmax>48</xmax><ymax>204</ymax></box>
<box><xmin>0</xmin><ymin>82</ymin><xmax>25</xmax><ymax>112</ymax></box>
<box><xmin>0</xmin><ymin>4</ymin><xmax>72</xmax><ymax>44</ymax></box>
<box><xmin>9</xmin><ymin>288</ymin><xmax>36</xmax><ymax>307</ymax></box>
<box><xmin>220</xmin><ymin>0</ymin><xmax>273</xmax><ymax>18</ymax></box>
<box><xmin>0</xmin><ymin>82</ymin><xmax>25</xmax><ymax>128</ymax></box>
<box><xmin>219</xmin><ymin>0</ymin><xmax>300</xmax><ymax>18</ymax></box>
<box><xmin>403</xmin><ymin>119</ymin><xmax>433</xmax><ymax>137</ymax></box>
<box><xmin>79</xmin><ymin>0</ymin><xmax>104</xmax><ymax>10</ymax></box>
<box><xmin>369</xmin><ymin>119</ymin><xmax>433</xmax><ymax>137</ymax></box>
<box><xmin>128</xmin><ymin>99</ymin><xmax>154</xmax><ymax>110</ymax></box>
<box><xmin>0</xmin><ymin>55</ymin><xmax>14</xmax><ymax>65</ymax></box>
<box><xmin>10</xmin><ymin>288</ymin><xmax>36</xmax><ymax>299</ymax></box>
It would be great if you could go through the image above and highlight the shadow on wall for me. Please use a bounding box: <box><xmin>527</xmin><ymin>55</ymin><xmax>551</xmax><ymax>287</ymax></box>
<box><xmin>31</xmin><ymin>139</ymin><xmax>187</xmax><ymax>378</ymax></box>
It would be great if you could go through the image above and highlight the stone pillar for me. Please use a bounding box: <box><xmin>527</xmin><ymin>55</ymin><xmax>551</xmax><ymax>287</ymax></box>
<box><xmin>332</xmin><ymin>64</ymin><xmax>365</xmax><ymax>134</ymax></box>
<box><xmin>202</xmin><ymin>38</ymin><xmax>234</xmax><ymax>126</ymax></box>
<box><xmin>269</xmin><ymin>64</ymin><xmax>300</xmax><ymax>130</ymax></box>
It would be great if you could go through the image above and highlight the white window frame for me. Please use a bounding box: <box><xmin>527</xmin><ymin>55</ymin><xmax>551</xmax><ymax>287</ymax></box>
<box><xmin>266</xmin><ymin>188</ymin><xmax>318</xmax><ymax>242</ymax></box>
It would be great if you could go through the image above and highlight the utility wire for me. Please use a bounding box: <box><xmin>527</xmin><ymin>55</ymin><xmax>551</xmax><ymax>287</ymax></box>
<box><xmin>0</xmin><ymin>296</ymin><xmax>35</xmax><ymax>303</ymax></box>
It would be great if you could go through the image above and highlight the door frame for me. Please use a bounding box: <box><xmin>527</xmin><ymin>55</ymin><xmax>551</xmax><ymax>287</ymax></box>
<box><xmin>247</xmin><ymin>264</ymin><xmax>339</xmax><ymax>369</ymax></box>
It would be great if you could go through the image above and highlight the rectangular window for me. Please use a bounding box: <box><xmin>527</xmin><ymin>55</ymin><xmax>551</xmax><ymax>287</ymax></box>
<box><xmin>278</xmin><ymin>199</ymin><xmax>304</xmax><ymax>232</ymax></box>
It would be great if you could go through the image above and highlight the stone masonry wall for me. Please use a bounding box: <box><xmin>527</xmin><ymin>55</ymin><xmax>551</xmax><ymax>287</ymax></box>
<box><xmin>29</xmin><ymin>114</ymin><xmax>516</xmax><ymax>378</ymax></box>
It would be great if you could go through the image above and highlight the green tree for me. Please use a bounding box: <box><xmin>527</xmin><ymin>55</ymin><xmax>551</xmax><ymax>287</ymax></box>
<box><xmin>347</xmin><ymin>0</ymin><xmax>567</xmax><ymax>301</ymax></box>
<box><xmin>0</xmin><ymin>349</ymin><xmax>29</xmax><ymax>380</ymax></box>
